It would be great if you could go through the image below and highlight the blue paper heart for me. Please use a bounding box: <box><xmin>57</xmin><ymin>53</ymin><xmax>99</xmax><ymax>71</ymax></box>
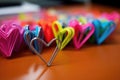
<box><xmin>24</xmin><ymin>25</ymin><xmax>44</xmax><ymax>53</ymax></box>
<box><xmin>92</xmin><ymin>19</ymin><xmax>116</xmax><ymax>44</ymax></box>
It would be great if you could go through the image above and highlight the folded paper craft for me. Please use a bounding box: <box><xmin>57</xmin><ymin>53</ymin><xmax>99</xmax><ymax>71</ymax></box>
<box><xmin>92</xmin><ymin>19</ymin><xmax>116</xmax><ymax>44</ymax></box>
<box><xmin>69</xmin><ymin>19</ymin><xmax>95</xmax><ymax>49</ymax></box>
<box><xmin>24</xmin><ymin>25</ymin><xmax>44</xmax><ymax>53</ymax></box>
<box><xmin>52</xmin><ymin>21</ymin><xmax>75</xmax><ymax>50</ymax></box>
<box><xmin>0</xmin><ymin>24</ymin><xmax>20</xmax><ymax>57</ymax></box>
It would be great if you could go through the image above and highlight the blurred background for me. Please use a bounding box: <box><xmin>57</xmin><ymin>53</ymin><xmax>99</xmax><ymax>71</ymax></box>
<box><xmin>0</xmin><ymin>0</ymin><xmax>120</xmax><ymax>7</ymax></box>
<box><xmin>0</xmin><ymin>0</ymin><xmax>119</xmax><ymax>17</ymax></box>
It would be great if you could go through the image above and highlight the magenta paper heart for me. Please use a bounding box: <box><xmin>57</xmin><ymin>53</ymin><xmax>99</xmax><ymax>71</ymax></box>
<box><xmin>69</xmin><ymin>20</ymin><xmax>94</xmax><ymax>49</ymax></box>
<box><xmin>1</xmin><ymin>23</ymin><xmax>25</xmax><ymax>52</ymax></box>
<box><xmin>0</xmin><ymin>24</ymin><xmax>20</xmax><ymax>57</ymax></box>
<box><xmin>11</xmin><ymin>24</ymin><xmax>25</xmax><ymax>52</ymax></box>
<box><xmin>101</xmin><ymin>11</ymin><xmax>120</xmax><ymax>23</ymax></box>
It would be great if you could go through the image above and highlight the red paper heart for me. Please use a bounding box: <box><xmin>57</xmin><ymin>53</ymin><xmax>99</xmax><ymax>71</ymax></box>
<box><xmin>37</xmin><ymin>19</ymin><xmax>55</xmax><ymax>43</ymax></box>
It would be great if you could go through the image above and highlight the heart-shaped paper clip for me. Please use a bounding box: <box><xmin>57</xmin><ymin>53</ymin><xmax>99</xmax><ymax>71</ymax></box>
<box><xmin>52</xmin><ymin>21</ymin><xmax>75</xmax><ymax>50</ymax></box>
<box><xmin>69</xmin><ymin>19</ymin><xmax>95</xmax><ymax>49</ymax></box>
<box><xmin>30</xmin><ymin>37</ymin><xmax>61</xmax><ymax>67</ymax></box>
<box><xmin>0</xmin><ymin>24</ymin><xmax>20</xmax><ymax>57</ymax></box>
<box><xmin>92</xmin><ymin>19</ymin><xmax>116</xmax><ymax>44</ymax></box>
<box><xmin>23</xmin><ymin>25</ymin><xmax>44</xmax><ymax>53</ymax></box>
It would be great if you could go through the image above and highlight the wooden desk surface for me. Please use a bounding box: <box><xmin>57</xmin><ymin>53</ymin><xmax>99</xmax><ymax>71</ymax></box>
<box><xmin>0</xmin><ymin>4</ymin><xmax>120</xmax><ymax>80</ymax></box>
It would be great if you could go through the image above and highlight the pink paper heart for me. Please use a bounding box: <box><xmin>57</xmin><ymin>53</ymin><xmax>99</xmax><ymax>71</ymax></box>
<box><xmin>1</xmin><ymin>23</ymin><xmax>25</xmax><ymax>52</ymax></box>
<box><xmin>0</xmin><ymin>24</ymin><xmax>20</xmax><ymax>57</ymax></box>
<box><xmin>101</xmin><ymin>12</ymin><xmax>120</xmax><ymax>23</ymax></box>
<box><xmin>69</xmin><ymin>20</ymin><xmax>94</xmax><ymax>49</ymax></box>
<box><xmin>11</xmin><ymin>24</ymin><xmax>25</xmax><ymax>52</ymax></box>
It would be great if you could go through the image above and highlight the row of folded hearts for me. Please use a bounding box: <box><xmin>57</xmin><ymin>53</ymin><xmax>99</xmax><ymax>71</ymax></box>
<box><xmin>0</xmin><ymin>19</ymin><xmax>116</xmax><ymax>59</ymax></box>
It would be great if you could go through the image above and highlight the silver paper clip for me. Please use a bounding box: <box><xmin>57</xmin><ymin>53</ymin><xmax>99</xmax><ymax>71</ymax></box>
<box><xmin>24</xmin><ymin>25</ymin><xmax>44</xmax><ymax>53</ymax></box>
<box><xmin>30</xmin><ymin>37</ymin><xmax>61</xmax><ymax>67</ymax></box>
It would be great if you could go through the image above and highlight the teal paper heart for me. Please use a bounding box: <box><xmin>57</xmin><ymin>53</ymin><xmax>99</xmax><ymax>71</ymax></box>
<box><xmin>92</xmin><ymin>19</ymin><xmax>116</xmax><ymax>44</ymax></box>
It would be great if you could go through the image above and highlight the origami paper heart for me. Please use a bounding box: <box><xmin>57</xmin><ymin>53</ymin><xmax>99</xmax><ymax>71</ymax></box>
<box><xmin>101</xmin><ymin>12</ymin><xmax>120</xmax><ymax>23</ymax></box>
<box><xmin>0</xmin><ymin>22</ymin><xmax>24</xmax><ymax>52</ymax></box>
<box><xmin>69</xmin><ymin>20</ymin><xmax>95</xmax><ymax>49</ymax></box>
<box><xmin>37</xmin><ymin>19</ymin><xmax>55</xmax><ymax>43</ymax></box>
<box><xmin>92</xmin><ymin>19</ymin><xmax>116</xmax><ymax>44</ymax></box>
<box><xmin>0</xmin><ymin>24</ymin><xmax>19</xmax><ymax>57</ymax></box>
<box><xmin>52</xmin><ymin>21</ymin><xmax>75</xmax><ymax>50</ymax></box>
<box><xmin>24</xmin><ymin>25</ymin><xmax>44</xmax><ymax>53</ymax></box>
<box><xmin>11</xmin><ymin>24</ymin><xmax>24</xmax><ymax>52</ymax></box>
<box><xmin>52</xmin><ymin>21</ymin><xmax>63</xmax><ymax>39</ymax></box>
<box><xmin>57</xmin><ymin>27</ymin><xmax>74</xmax><ymax>50</ymax></box>
<box><xmin>30</xmin><ymin>37</ymin><xmax>61</xmax><ymax>66</ymax></box>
